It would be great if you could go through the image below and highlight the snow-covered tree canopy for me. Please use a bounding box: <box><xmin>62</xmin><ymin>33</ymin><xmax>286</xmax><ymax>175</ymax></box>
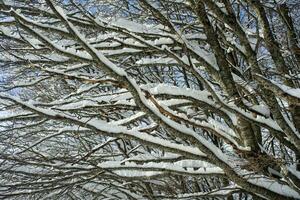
<box><xmin>0</xmin><ymin>0</ymin><xmax>300</xmax><ymax>199</ymax></box>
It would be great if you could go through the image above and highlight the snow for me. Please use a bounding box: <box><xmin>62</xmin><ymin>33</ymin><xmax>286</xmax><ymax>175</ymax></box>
<box><xmin>113</xmin><ymin>170</ymin><xmax>163</xmax><ymax>178</ymax></box>
<box><xmin>242</xmin><ymin>99</ymin><xmax>271</xmax><ymax>117</ymax></box>
<box><xmin>104</xmin><ymin>18</ymin><xmax>167</xmax><ymax>35</ymax></box>
<box><xmin>248</xmin><ymin>176</ymin><xmax>300</xmax><ymax>199</ymax></box>
<box><xmin>142</xmin><ymin>83</ymin><xmax>289</xmax><ymax>144</ymax></box>
<box><xmin>98</xmin><ymin>160</ymin><xmax>223</xmax><ymax>175</ymax></box>
<box><xmin>175</xmin><ymin>159</ymin><xmax>216</xmax><ymax>168</ymax></box>
<box><xmin>148</xmin><ymin>91</ymin><xmax>245</xmax><ymax>150</ymax></box>
<box><xmin>153</xmin><ymin>37</ymin><xmax>173</xmax><ymax>45</ymax></box>
<box><xmin>276</xmin><ymin>83</ymin><xmax>300</xmax><ymax>99</ymax></box>
<box><xmin>175</xmin><ymin>187</ymin><xmax>239</xmax><ymax>198</ymax></box>
<box><xmin>0</xmin><ymin>26</ymin><xmax>16</xmax><ymax>37</ymax></box>
<box><xmin>131</xmin><ymin>82</ymin><xmax>232</xmax><ymax>163</ymax></box>
<box><xmin>122</xmin><ymin>153</ymin><xmax>180</xmax><ymax>164</ymax></box>
<box><xmin>136</xmin><ymin>57</ymin><xmax>175</xmax><ymax>65</ymax></box>
<box><xmin>0</xmin><ymin>111</ymin><xmax>36</xmax><ymax>121</ymax></box>
<box><xmin>101</xmin><ymin>48</ymin><xmax>141</xmax><ymax>56</ymax></box>
<box><xmin>2</xmin><ymin>4</ymin><xmax>299</xmax><ymax>199</ymax></box>
<box><xmin>111</xmin><ymin>18</ymin><xmax>149</xmax><ymax>33</ymax></box>
<box><xmin>288</xmin><ymin>165</ymin><xmax>300</xmax><ymax>180</ymax></box>
<box><xmin>0</xmin><ymin>93</ymin><xmax>207</xmax><ymax>158</ymax></box>
<box><xmin>110</xmin><ymin>112</ymin><xmax>145</xmax><ymax>125</ymax></box>
<box><xmin>148</xmin><ymin>84</ymin><xmax>211</xmax><ymax>99</ymax></box>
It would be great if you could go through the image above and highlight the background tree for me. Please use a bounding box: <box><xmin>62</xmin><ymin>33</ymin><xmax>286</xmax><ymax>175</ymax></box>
<box><xmin>0</xmin><ymin>0</ymin><xmax>300</xmax><ymax>199</ymax></box>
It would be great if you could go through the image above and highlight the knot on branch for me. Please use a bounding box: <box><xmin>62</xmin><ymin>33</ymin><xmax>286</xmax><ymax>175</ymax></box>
<box><xmin>241</xmin><ymin>153</ymin><xmax>283</xmax><ymax>176</ymax></box>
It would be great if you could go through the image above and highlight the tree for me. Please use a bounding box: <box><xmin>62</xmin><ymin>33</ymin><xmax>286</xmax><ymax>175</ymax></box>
<box><xmin>0</xmin><ymin>0</ymin><xmax>299</xmax><ymax>199</ymax></box>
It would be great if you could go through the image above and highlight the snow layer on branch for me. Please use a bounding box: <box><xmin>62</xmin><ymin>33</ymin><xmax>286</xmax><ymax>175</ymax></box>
<box><xmin>248</xmin><ymin>176</ymin><xmax>300</xmax><ymax>199</ymax></box>
<box><xmin>107</xmin><ymin>18</ymin><xmax>165</xmax><ymax>34</ymax></box>
<box><xmin>98</xmin><ymin>161</ymin><xmax>223</xmax><ymax>175</ymax></box>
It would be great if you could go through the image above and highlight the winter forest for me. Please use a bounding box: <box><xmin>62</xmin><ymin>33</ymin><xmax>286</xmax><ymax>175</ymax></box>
<box><xmin>0</xmin><ymin>0</ymin><xmax>300</xmax><ymax>199</ymax></box>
